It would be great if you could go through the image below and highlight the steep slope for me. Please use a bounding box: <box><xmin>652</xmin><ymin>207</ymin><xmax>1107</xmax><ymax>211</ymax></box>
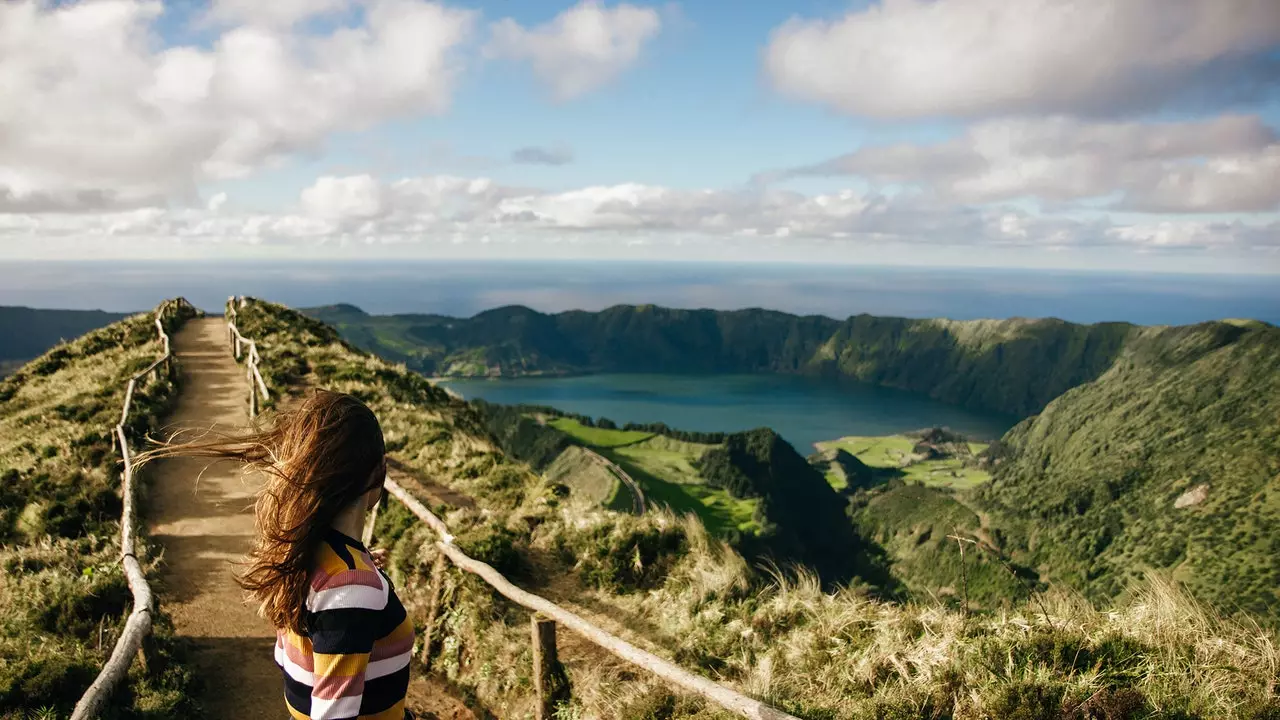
<box><xmin>979</xmin><ymin>321</ymin><xmax>1280</xmax><ymax>618</ymax></box>
<box><xmin>306</xmin><ymin>303</ymin><xmax>1135</xmax><ymax>417</ymax></box>
<box><xmin>0</xmin><ymin>306</ymin><xmax>129</xmax><ymax>373</ymax></box>
<box><xmin>0</xmin><ymin>302</ymin><xmax>196</xmax><ymax>718</ymax></box>
<box><xmin>696</xmin><ymin>428</ymin><xmax>893</xmax><ymax>587</ymax></box>
<box><xmin>253</xmin><ymin>299</ymin><xmax>1278</xmax><ymax>719</ymax></box>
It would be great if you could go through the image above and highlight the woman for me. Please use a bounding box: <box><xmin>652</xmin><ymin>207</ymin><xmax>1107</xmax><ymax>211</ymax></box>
<box><xmin>141</xmin><ymin>390</ymin><xmax>414</xmax><ymax>720</ymax></box>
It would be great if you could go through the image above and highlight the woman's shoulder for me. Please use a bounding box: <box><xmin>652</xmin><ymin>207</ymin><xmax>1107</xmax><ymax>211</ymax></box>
<box><xmin>307</xmin><ymin>531</ymin><xmax>389</xmax><ymax>613</ymax></box>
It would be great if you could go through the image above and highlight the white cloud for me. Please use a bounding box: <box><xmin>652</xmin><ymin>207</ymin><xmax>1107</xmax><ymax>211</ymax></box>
<box><xmin>764</xmin><ymin>0</ymin><xmax>1280</xmax><ymax>119</ymax></box>
<box><xmin>791</xmin><ymin>115</ymin><xmax>1280</xmax><ymax>212</ymax></box>
<box><xmin>5</xmin><ymin>174</ymin><xmax>1274</xmax><ymax>259</ymax></box>
<box><xmin>301</xmin><ymin>175</ymin><xmax>387</xmax><ymax>220</ymax></box>
<box><xmin>0</xmin><ymin>0</ymin><xmax>475</xmax><ymax>212</ymax></box>
<box><xmin>206</xmin><ymin>192</ymin><xmax>228</xmax><ymax>212</ymax></box>
<box><xmin>486</xmin><ymin>0</ymin><xmax>661</xmax><ymax>100</ymax></box>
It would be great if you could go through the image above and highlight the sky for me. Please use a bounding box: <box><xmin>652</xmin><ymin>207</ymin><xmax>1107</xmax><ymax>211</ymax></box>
<box><xmin>1</xmin><ymin>0</ymin><xmax>1278</xmax><ymax>272</ymax></box>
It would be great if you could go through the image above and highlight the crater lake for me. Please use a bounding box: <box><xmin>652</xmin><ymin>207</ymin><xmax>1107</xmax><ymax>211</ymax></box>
<box><xmin>438</xmin><ymin>373</ymin><xmax>1017</xmax><ymax>452</ymax></box>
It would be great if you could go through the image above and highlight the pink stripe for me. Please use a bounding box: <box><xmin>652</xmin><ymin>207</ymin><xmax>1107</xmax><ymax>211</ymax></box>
<box><xmin>370</xmin><ymin>635</ymin><xmax>414</xmax><ymax>661</ymax></box>
<box><xmin>310</xmin><ymin>570</ymin><xmax>335</xmax><ymax>592</ymax></box>
<box><xmin>284</xmin><ymin>641</ymin><xmax>314</xmax><ymax>671</ymax></box>
<box><xmin>313</xmin><ymin>569</ymin><xmax>383</xmax><ymax>593</ymax></box>
<box><xmin>312</xmin><ymin>672</ymin><xmax>366</xmax><ymax>700</ymax></box>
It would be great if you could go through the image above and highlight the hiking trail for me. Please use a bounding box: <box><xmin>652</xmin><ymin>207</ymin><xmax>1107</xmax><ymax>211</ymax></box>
<box><xmin>148</xmin><ymin>317</ymin><xmax>473</xmax><ymax>719</ymax></box>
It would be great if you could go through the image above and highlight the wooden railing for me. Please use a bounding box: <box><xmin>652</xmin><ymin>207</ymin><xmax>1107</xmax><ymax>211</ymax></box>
<box><xmin>226</xmin><ymin>296</ymin><xmax>269</xmax><ymax>418</ymax></box>
<box><xmin>71</xmin><ymin>299</ymin><xmax>193</xmax><ymax>720</ymax></box>
<box><xmin>230</xmin><ymin>297</ymin><xmax>799</xmax><ymax>720</ymax></box>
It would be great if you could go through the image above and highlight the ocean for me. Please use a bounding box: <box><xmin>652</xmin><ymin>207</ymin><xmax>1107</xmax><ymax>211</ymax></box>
<box><xmin>1</xmin><ymin>260</ymin><xmax>1277</xmax><ymax>326</ymax></box>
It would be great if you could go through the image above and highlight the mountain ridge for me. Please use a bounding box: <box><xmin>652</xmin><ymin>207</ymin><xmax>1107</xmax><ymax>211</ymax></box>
<box><xmin>305</xmin><ymin>302</ymin><xmax>1187</xmax><ymax>417</ymax></box>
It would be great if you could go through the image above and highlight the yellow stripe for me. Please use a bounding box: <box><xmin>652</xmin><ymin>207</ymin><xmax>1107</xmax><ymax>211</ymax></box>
<box><xmin>284</xmin><ymin>629</ymin><xmax>313</xmax><ymax>653</ymax></box>
<box><xmin>315</xmin><ymin>543</ymin><xmax>351</xmax><ymax>573</ymax></box>
<box><xmin>286</xmin><ymin>698</ymin><xmax>309</xmax><ymax>720</ymax></box>
<box><xmin>314</xmin><ymin>652</ymin><xmax>369</xmax><ymax>678</ymax></box>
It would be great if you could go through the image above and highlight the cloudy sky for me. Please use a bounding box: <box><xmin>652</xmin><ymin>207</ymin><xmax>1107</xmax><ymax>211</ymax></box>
<box><xmin>1</xmin><ymin>0</ymin><xmax>1278</xmax><ymax>272</ymax></box>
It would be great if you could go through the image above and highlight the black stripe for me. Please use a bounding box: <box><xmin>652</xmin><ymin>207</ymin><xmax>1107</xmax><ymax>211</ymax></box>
<box><xmin>359</xmin><ymin>663</ymin><xmax>412</xmax><ymax>715</ymax></box>
<box><xmin>326</xmin><ymin>533</ymin><xmax>357</xmax><ymax>570</ymax></box>
<box><xmin>283</xmin><ymin>672</ymin><xmax>312</xmax><ymax>716</ymax></box>
<box><xmin>308</xmin><ymin>607</ymin><xmax>380</xmax><ymax>654</ymax></box>
<box><xmin>377</xmin><ymin>594</ymin><xmax>408</xmax><ymax>637</ymax></box>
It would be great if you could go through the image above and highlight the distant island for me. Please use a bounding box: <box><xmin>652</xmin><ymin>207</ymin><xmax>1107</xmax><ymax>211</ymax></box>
<box><xmin>0</xmin><ymin>306</ymin><xmax>130</xmax><ymax>376</ymax></box>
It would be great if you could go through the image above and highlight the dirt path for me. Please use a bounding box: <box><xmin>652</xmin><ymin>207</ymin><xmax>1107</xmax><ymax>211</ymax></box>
<box><xmin>149</xmin><ymin>318</ymin><xmax>279</xmax><ymax>717</ymax></box>
<box><xmin>150</xmin><ymin>318</ymin><xmax>477</xmax><ymax>719</ymax></box>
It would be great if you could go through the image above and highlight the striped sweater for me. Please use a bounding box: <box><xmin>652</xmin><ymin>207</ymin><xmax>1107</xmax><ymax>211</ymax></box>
<box><xmin>275</xmin><ymin>529</ymin><xmax>414</xmax><ymax>720</ymax></box>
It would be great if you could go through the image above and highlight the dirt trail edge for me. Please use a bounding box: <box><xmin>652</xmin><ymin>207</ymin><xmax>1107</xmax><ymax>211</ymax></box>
<box><xmin>150</xmin><ymin>317</ymin><xmax>278</xmax><ymax>717</ymax></box>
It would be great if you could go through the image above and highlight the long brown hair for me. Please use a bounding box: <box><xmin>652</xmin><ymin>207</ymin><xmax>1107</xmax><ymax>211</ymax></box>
<box><xmin>138</xmin><ymin>389</ymin><xmax>386</xmax><ymax>633</ymax></box>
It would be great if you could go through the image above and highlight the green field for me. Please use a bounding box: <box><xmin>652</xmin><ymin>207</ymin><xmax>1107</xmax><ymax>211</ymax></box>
<box><xmin>548</xmin><ymin>419</ymin><xmax>761</xmax><ymax>536</ymax></box>
<box><xmin>547</xmin><ymin>418</ymin><xmax>655</xmax><ymax>447</ymax></box>
<box><xmin>816</xmin><ymin>435</ymin><xmax>917</xmax><ymax>468</ymax></box>
<box><xmin>816</xmin><ymin>434</ymin><xmax>991</xmax><ymax>489</ymax></box>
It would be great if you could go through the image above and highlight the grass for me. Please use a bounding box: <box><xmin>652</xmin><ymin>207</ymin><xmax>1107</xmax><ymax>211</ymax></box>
<box><xmin>547</xmin><ymin>419</ymin><xmax>762</xmax><ymax>537</ymax></box>
<box><xmin>818</xmin><ymin>434</ymin><xmax>991</xmax><ymax>489</ymax></box>
<box><xmin>0</xmin><ymin>301</ymin><xmax>198</xmax><ymax>719</ymax></box>
<box><xmin>901</xmin><ymin>458</ymin><xmax>991</xmax><ymax>488</ymax></box>
<box><xmin>543</xmin><ymin>446</ymin><xmax>619</xmax><ymax>508</ymax></box>
<box><xmin>547</xmin><ymin>418</ymin><xmax>655</xmax><ymax>447</ymax></box>
<box><xmin>817</xmin><ymin>434</ymin><xmax>917</xmax><ymax>468</ymax></box>
<box><xmin>240</xmin><ymin>298</ymin><xmax>1280</xmax><ymax>720</ymax></box>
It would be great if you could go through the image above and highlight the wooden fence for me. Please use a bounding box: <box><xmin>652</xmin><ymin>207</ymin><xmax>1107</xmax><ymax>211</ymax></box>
<box><xmin>225</xmin><ymin>296</ymin><xmax>269</xmax><ymax>417</ymax></box>
<box><xmin>71</xmin><ymin>299</ymin><xmax>192</xmax><ymax>720</ymax></box>
<box><xmin>226</xmin><ymin>297</ymin><xmax>800</xmax><ymax>720</ymax></box>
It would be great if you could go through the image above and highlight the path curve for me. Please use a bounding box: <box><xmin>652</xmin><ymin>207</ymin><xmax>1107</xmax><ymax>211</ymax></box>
<box><xmin>150</xmin><ymin>317</ymin><xmax>279</xmax><ymax>717</ymax></box>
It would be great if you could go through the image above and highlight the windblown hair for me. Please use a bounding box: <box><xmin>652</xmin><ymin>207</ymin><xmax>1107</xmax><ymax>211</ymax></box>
<box><xmin>137</xmin><ymin>389</ymin><xmax>386</xmax><ymax>633</ymax></box>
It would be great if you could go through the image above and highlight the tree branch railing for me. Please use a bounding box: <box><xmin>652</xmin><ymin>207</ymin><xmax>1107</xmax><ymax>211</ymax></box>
<box><xmin>71</xmin><ymin>299</ymin><xmax>193</xmax><ymax>720</ymax></box>
<box><xmin>225</xmin><ymin>296</ymin><xmax>269</xmax><ymax>418</ymax></box>
<box><xmin>227</xmin><ymin>300</ymin><xmax>799</xmax><ymax>720</ymax></box>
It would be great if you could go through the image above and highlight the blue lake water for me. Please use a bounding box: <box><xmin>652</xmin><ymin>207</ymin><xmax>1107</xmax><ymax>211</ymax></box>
<box><xmin>440</xmin><ymin>373</ymin><xmax>1018</xmax><ymax>452</ymax></box>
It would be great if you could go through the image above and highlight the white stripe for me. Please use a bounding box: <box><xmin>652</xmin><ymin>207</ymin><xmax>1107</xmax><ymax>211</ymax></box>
<box><xmin>307</xmin><ymin>581</ymin><xmax>388</xmax><ymax>612</ymax></box>
<box><xmin>276</xmin><ymin>650</ymin><xmax>311</xmax><ymax>681</ymax></box>
<box><xmin>366</xmin><ymin>650</ymin><xmax>411</xmax><ymax>680</ymax></box>
<box><xmin>309</xmin><ymin>694</ymin><xmax>363</xmax><ymax>719</ymax></box>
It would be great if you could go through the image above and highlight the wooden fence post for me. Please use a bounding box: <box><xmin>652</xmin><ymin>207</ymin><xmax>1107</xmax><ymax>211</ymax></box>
<box><xmin>248</xmin><ymin>372</ymin><xmax>258</xmax><ymax>419</ymax></box>
<box><xmin>420</xmin><ymin>553</ymin><xmax>448</xmax><ymax>670</ymax></box>
<box><xmin>531</xmin><ymin>614</ymin><xmax>570</xmax><ymax>720</ymax></box>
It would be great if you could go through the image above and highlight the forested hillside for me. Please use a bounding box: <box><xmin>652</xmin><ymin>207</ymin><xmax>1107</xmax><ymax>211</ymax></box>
<box><xmin>238</xmin><ymin>299</ymin><xmax>1277</xmax><ymax>718</ymax></box>
<box><xmin>307</xmin><ymin>303</ymin><xmax>1134</xmax><ymax>416</ymax></box>
<box><xmin>979</xmin><ymin>320</ymin><xmax>1280</xmax><ymax>618</ymax></box>
<box><xmin>0</xmin><ymin>306</ymin><xmax>129</xmax><ymax>374</ymax></box>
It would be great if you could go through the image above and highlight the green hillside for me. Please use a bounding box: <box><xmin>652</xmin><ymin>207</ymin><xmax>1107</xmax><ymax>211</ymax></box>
<box><xmin>0</xmin><ymin>302</ymin><xmax>196</xmax><ymax>717</ymax></box>
<box><xmin>978</xmin><ymin>321</ymin><xmax>1280</xmax><ymax>618</ymax></box>
<box><xmin>306</xmin><ymin>303</ymin><xmax>1135</xmax><ymax>416</ymax></box>
<box><xmin>0</xmin><ymin>306</ymin><xmax>129</xmax><ymax>374</ymax></box>
<box><xmin>240</xmin><ymin>298</ymin><xmax>1277</xmax><ymax>719</ymax></box>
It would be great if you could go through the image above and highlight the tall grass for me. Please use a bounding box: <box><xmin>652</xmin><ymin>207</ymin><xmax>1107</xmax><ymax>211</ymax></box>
<box><xmin>0</xmin><ymin>302</ymin><xmax>197</xmax><ymax>719</ymax></box>
<box><xmin>242</xmin><ymin>298</ymin><xmax>1279</xmax><ymax>720</ymax></box>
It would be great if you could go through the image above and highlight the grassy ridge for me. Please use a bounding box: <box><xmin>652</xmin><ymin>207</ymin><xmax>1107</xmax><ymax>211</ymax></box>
<box><xmin>979</xmin><ymin>321</ymin><xmax>1280</xmax><ymax>619</ymax></box>
<box><xmin>306</xmin><ymin>303</ymin><xmax>1139</xmax><ymax>417</ymax></box>
<box><xmin>0</xmin><ymin>302</ymin><xmax>197</xmax><ymax>719</ymax></box>
<box><xmin>243</xmin><ymin>298</ymin><xmax>1279</xmax><ymax>719</ymax></box>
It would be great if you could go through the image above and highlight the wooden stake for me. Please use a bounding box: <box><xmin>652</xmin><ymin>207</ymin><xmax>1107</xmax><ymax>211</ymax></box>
<box><xmin>531</xmin><ymin>614</ymin><xmax>570</xmax><ymax>720</ymax></box>
<box><xmin>248</xmin><ymin>370</ymin><xmax>258</xmax><ymax>419</ymax></box>
<box><xmin>420</xmin><ymin>553</ymin><xmax>448</xmax><ymax>670</ymax></box>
